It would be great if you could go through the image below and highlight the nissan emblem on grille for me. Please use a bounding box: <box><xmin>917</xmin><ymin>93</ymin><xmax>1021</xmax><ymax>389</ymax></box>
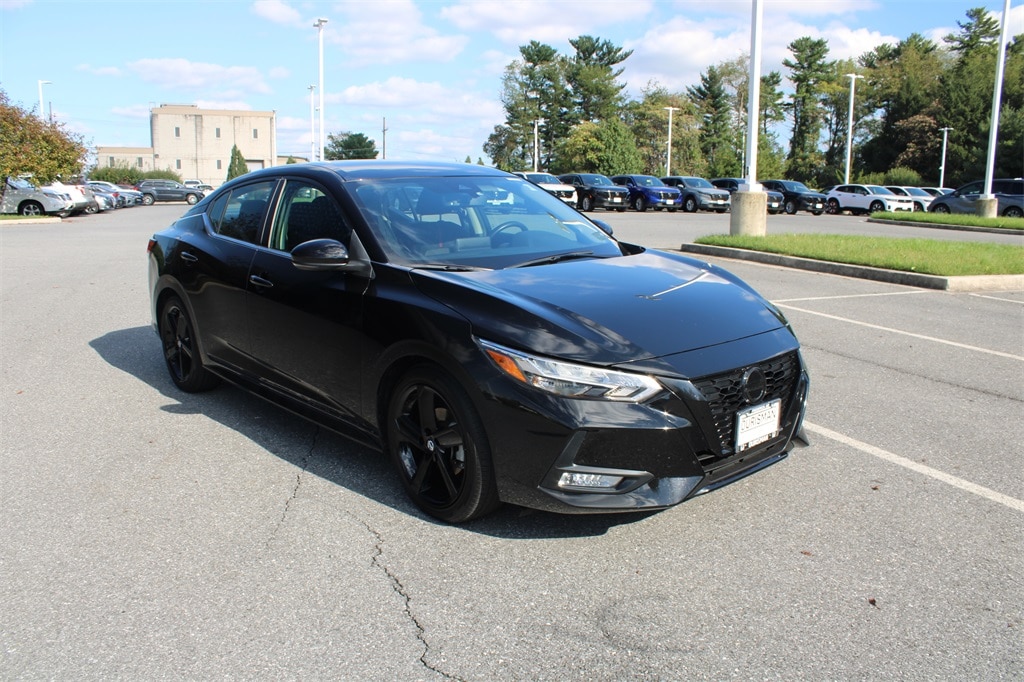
<box><xmin>741</xmin><ymin>367</ymin><xmax>767</xmax><ymax>404</ymax></box>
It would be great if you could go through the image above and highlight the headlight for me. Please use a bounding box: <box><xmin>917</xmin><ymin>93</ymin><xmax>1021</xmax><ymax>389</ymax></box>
<box><xmin>478</xmin><ymin>339</ymin><xmax>662</xmax><ymax>402</ymax></box>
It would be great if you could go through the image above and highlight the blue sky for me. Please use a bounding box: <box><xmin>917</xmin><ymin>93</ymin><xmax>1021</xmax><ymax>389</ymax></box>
<box><xmin>1</xmin><ymin>0</ymin><xmax>1021</xmax><ymax>166</ymax></box>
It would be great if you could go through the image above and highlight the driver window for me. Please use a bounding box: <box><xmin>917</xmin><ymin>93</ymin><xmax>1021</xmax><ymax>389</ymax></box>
<box><xmin>271</xmin><ymin>181</ymin><xmax>350</xmax><ymax>252</ymax></box>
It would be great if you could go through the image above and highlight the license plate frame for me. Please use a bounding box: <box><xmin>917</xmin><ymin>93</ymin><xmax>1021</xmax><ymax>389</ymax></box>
<box><xmin>735</xmin><ymin>399</ymin><xmax>781</xmax><ymax>452</ymax></box>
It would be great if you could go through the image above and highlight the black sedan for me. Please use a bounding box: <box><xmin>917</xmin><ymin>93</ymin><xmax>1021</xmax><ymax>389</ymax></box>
<box><xmin>148</xmin><ymin>161</ymin><xmax>809</xmax><ymax>522</ymax></box>
<box><xmin>760</xmin><ymin>180</ymin><xmax>827</xmax><ymax>215</ymax></box>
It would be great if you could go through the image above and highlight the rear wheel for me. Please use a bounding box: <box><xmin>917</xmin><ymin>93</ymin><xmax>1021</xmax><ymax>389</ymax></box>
<box><xmin>1003</xmin><ymin>206</ymin><xmax>1023</xmax><ymax>218</ymax></box>
<box><xmin>158</xmin><ymin>296</ymin><xmax>220</xmax><ymax>392</ymax></box>
<box><xmin>683</xmin><ymin>196</ymin><xmax>698</xmax><ymax>213</ymax></box>
<box><xmin>185</xmin><ymin>193</ymin><xmax>200</xmax><ymax>205</ymax></box>
<box><xmin>580</xmin><ymin>195</ymin><xmax>593</xmax><ymax>211</ymax></box>
<box><xmin>931</xmin><ymin>204</ymin><xmax>950</xmax><ymax>214</ymax></box>
<box><xmin>386</xmin><ymin>366</ymin><xmax>499</xmax><ymax>523</ymax></box>
<box><xmin>142</xmin><ymin>194</ymin><xmax>155</xmax><ymax>205</ymax></box>
<box><xmin>784</xmin><ymin>199</ymin><xmax>797</xmax><ymax>215</ymax></box>
<box><xmin>635</xmin><ymin>196</ymin><xmax>647</xmax><ymax>212</ymax></box>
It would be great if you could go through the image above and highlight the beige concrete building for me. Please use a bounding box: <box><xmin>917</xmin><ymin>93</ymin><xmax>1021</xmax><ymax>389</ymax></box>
<box><xmin>96</xmin><ymin>104</ymin><xmax>277</xmax><ymax>187</ymax></box>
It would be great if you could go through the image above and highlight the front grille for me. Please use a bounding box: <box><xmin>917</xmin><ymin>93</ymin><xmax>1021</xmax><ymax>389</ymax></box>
<box><xmin>692</xmin><ymin>351</ymin><xmax>800</xmax><ymax>460</ymax></box>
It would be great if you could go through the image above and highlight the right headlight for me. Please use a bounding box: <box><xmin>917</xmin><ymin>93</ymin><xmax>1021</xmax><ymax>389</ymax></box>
<box><xmin>478</xmin><ymin>339</ymin><xmax>662</xmax><ymax>402</ymax></box>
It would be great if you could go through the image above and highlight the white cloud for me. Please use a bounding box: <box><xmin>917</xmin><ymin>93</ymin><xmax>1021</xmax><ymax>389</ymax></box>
<box><xmin>128</xmin><ymin>58</ymin><xmax>272</xmax><ymax>95</ymax></box>
<box><xmin>251</xmin><ymin>0</ymin><xmax>303</xmax><ymax>26</ymax></box>
<box><xmin>268</xmin><ymin>66</ymin><xmax>290</xmax><ymax>79</ymax></box>
<box><xmin>325</xmin><ymin>0</ymin><xmax>469</xmax><ymax>65</ymax></box>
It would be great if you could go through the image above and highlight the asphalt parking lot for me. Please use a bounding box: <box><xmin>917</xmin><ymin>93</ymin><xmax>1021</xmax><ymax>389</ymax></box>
<box><xmin>1</xmin><ymin>205</ymin><xmax>1021</xmax><ymax>679</ymax></box>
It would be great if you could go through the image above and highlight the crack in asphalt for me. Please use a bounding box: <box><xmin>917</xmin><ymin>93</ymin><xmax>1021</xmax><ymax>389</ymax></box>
<box><xmin>265</xmin><ymin>427</ymin><xmax>318</xmax><ymax>549</ymax></box>
<box><xmin>359</xmin><ymin>520</ymin><xmax>461</xmax><ymax>681</ymax></box>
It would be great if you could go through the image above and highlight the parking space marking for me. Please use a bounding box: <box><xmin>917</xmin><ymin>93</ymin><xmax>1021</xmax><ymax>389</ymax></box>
<box><xmin>969</xmin><ymin>293</ymin><xmax>1024</xmax><ymax>305</ymax></box>
<box><xmin>805</xmin><ymin>421</ymin><xmax>1024</xmax><ymax>513</ymax></box>
<box><xmin>774</xmin><ymin>291</ymin><xmax>931</xmax><ymax>303</ymax></box>
<box><xmin>777</xmin><ymin>303</ymin><xmax>1024</xmax><ymax>362</ymax></box>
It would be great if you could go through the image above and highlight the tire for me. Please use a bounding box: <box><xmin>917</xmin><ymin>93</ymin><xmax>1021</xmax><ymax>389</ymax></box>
<box><xmin>683</xmin><ymin>196</ymin><xmax>698</xmax><ymax>213</ymax></box>
<box><xmin>635</xmin><ymin>196</ymin><xmax>647</xmax><ymax>212</ymax></box>
<box><xmin>826</xmin><ymin>198</ymin><xmax>840</xmax><ymax>215</ymax></box>
<box><xmin>1003</xmin><ymin>206</ymin><xmax>1023</xmax><ymax>218</ymax></box>
<box><xmin>811</xmin><ymin>211</ymin><xmax>824</xmax><ymax>216</ymax></box>
<box><xmin>784</xmin><ymin>199</ymin><xmax>797</xmax><ymax>215</ymax></box>
<box><xmin>667</xmin><ymin>208</ymin><xmax>678</xmax><ymax>213</ymax></box>
<box><xmin>931</xmin><ymin>204</ymin><xmax>950</xmax><ymax>214</ymax></box>
<box><xmin>19</xmin><ymin>201</ymin><xmax>43</xmax><ymax>216</ymax></box>
<box><xmin>142</xmin><ymin>194</ymin><xmax>155</xmax><ymax>205</ymax></box>
<box><xmin>185</xmin><ymin>193</ymin><xmax>199</xmax><ymax>205</ymax></box>
<box><xmin>158</xmin><ymin>296</ymin><xmax>220</xmax><ymax>392</ymax></box>
<box><xmin>386</xmin><ymin>366</ymin><xmax>499</xmax><ymax>523</ymax></box>
<box><xmin>914</xmin><ymin>202</ymin><xmax>925</xmax><ymax>212</ymax></box>
<box><xmin>580</xmin><ymin>195</ymin><xmax>593</xmax><ymax>212</ymax></box>
<box><xmin>869</xmin><ymin>200</ymin><xmax>884</xmax><ymax>213</ymax></box>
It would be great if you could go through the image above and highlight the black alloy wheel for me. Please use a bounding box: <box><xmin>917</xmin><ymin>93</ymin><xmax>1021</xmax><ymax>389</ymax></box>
<box><xmin>387</xmin><ymin>366</ymin><xmax>498</xmax><ymax>523</ymax></box>
<box><xmin>784</xmin><ymin>199</ymin><xmax>798</xmax><ymax>215</ymax></box>
<box><xmin>1004</xmin><ymin>206</ymin><xmax>1023</xmax><ymax>218</ymax></box>
<box><xmin>931</xmin><ymin>204</ymin><xmax>950</xmax><ymax>214</ymax></box>
<box><xmin>158</xmin><ymin>296</ymin><xmax>220</xmax><ymax>392</ymax></box>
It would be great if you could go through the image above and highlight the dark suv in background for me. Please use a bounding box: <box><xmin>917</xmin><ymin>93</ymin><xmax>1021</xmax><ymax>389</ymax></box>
<box><xmin>760</xmin><ymin>180</ymin><xmax>827</xmax><ymax>215</ymax></box>
<box><xmin>928</xmin><ymin>178</ymin><xmax>1024</xmax><ymax>217</ymax></box>
<box><xmin>135</xmin><ymin>180</ymin><xmax>205</xmax><ymax>205</ymax></box>
<box><xmin>557</xmin><ymin>173</ymin><xmax>630</xmax><ymax>212</ymax></box>
<box><xmin>710</xmin><ymin>178</ymin><xmax>785</xmax><ymax>214</ymax></box>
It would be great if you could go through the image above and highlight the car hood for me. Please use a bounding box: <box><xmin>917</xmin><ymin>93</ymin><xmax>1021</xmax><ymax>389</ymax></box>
<box><xmin>411</xmin><ymin>250</ymin><xmax>788</xmax><ymax>366</ymax></box>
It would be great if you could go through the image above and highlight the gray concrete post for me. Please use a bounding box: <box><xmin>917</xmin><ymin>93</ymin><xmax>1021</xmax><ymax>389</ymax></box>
<box><xmin>730</xmin><ymin>191</ymin><xmax>768</xmax><ymax>236</ymax></box>
<box><xmin>976</xmin><ymin>197</ymin><xmax>998</xmax><ymax>218</ymax></box>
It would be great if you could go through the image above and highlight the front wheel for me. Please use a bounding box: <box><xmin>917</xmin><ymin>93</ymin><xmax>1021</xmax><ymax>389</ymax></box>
<box><xmin>1003</xmin><ymin>206</ymin><xmax>1023</xmax><ymax>218</ymax></box>
<box><xmin>158</xmin><ymin>296</ymin><xmax>220</xmax><ymax>392</ymax></box>
<box><xmin>931</xmin><ymin>204</ymin><xmax>950</xmax><ymax>214</ymax></box>
<box><xmin>185</xmin><ymin>193</ymin><xmax>200</xmax><ymax>205</ymax></box>
<box><xmin>635</xmin><ymin>196</ymin><xmax>647</xmax><ymax>212</ymax></box>
<box><xmin>683</xmin><ymin>196</ymin><xmax>698</xmax><ymax>213</ymax></box>
<box><xmin>826</xmin><ymin>198</ymin><xmax>840</xmax><ymax>215</ymax></box>
<box><xmin>386</xmin><ymin>366</ymin><xmax>499</xmax><ymax>523</ymax></box>
<box><xmin>580</xmin><ymin>195</ymin><xmax>593</xmax><ymax>212</ymax></box>
<box><xmin>784</xmin><ymin>200</ymin><xmax>797</xmax><ymax>215</ymax></box>
<box><xmin>19</xmin><ymin>201</ymin><xmax>43</xmax><ymax>216</ymax></box>
<box><xmin>869</xmin><ymin>200</ymin><xmax>884</xmax><ymax>213</ymax></box>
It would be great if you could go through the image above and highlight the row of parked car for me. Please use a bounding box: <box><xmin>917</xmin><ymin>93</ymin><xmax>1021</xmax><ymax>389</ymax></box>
<box><xmin>0</xmin><ymin>177</ymin><xmax>217</xmax><ymax>218</ymax></box>
<box><xmin>515</xmin><ymin>171</ymin><xmax>1024</xmax><ymax>219</ymax></box>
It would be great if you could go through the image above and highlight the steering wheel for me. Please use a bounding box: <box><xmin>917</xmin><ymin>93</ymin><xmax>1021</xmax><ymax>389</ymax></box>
<box><xmin>492</xmin><ymin>220</ymin><xmax>528</xmax><ymax>247</ymax></box>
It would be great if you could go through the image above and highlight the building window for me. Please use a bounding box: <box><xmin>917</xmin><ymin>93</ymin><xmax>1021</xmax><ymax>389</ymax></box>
<box><xmin>176</xmin><ymin>160</ymin><xmax>181</xmax><ymax>170</ymax></box>
<box><xmin>253</xmin><ymin>128</ymin><xmax>258</xmax><ymax>139</ymax></box>
<box><xmin>108</xmin><ymin>156</ymin><xmax>114</xmax><ymax>166</ymax></box>
<box><xmin>215</xmin><ymin>127</ymin><xmax>221</xmax><ymax>138</ymax></box>
<box><xmin>174</xmin><ymin>126</ymin><xmax>181</xmax><ymax>138</ymax></box>
<box><xmin>137</xmin><ymin>157</ymin><xmax>143</xmax><ymax>168</ymax></box>
<box><xmin>216</xmin><ymin>160</ymin><xmax>222</xmax><ymax>170</ymax></box>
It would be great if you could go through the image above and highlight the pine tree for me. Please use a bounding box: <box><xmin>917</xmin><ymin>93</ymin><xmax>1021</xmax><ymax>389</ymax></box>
<box><xmin>226</xmin><ymin>145</ymin><xmax>247</xmax><ymax>182</ymax></box>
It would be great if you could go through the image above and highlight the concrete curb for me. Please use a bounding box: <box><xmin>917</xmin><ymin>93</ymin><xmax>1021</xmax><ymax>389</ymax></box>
<box><xmin>1</xmin><ymin>217</ymin><xmax>62</xmax><ymax>225</ymax></box>
<box><xmin>866</xmin><ymin>217</ymin><xmax>1024</xmax><ymax>236</ymax></box>
<box><xmin>678</xmin><ymin>243</ymin><xmax>1024</xmax><ymax>292</ymax></box>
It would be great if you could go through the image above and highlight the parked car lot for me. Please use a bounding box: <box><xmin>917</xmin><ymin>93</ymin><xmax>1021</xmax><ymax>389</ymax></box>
<box><xmin>825</xmin><ymin>184</ymin><xmax>915</xmax><ymax>215</ymax></box>
<box><xmin>2</xmin><ymin>204</ymin><xmax>1020</xmax><ymax>679</ymax></box>
<box><xmin>928</xmin><ymin>178</ymin><xmax>1024</xmax><ymax>217</ymax></box>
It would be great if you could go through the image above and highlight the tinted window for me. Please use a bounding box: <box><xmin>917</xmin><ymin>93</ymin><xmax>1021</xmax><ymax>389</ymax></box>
<box><xmin>208</xmin><ymin>180</ymin><xmax>277</xmax><ymax>245</ymax></box>
<box><xmin>269</xmin><ymin>181</ymin><xmax>351</xmax><ymax>252</ymax></box>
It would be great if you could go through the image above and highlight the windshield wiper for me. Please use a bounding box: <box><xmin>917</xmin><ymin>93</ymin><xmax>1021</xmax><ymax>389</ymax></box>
<box><xmin>412</xmin><ymin>263</ymin><xmax>490</xmax><ymax>272</ymax></box>
<box><xmin>511</xmin><ymin>250</ymin><xmax>596</xmax><ymax>268</ymax></box>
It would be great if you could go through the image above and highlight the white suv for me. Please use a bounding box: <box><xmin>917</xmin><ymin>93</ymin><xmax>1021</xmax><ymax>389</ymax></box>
<box><xmin>826</xmin><ymin>184</ymin><xmax>914</xmax><ymax>215</ymax></box>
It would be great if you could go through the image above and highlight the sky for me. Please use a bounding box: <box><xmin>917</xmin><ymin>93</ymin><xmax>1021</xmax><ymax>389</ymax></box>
<box><xmin>1</xmin><ymin>0</ymin><xmax>1021</xmax><ymax>167</ymax></box>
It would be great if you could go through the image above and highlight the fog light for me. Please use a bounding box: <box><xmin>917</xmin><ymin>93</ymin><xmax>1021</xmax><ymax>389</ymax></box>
<box><xmin>558</xmin><ymin>472</ymin><xmax>623</xmax><ymax>489</ymax></box>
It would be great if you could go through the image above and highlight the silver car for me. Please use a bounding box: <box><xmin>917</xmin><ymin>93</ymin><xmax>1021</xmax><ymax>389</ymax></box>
<box><xmin>1</xmin><ymin>176</ymin><xmax>74</xmax><ymax>217</ymax></box>
<box><xmin>928</xmin><ymin>179</ymin><xmax>1024</xmax><ymax>218</ymax></box>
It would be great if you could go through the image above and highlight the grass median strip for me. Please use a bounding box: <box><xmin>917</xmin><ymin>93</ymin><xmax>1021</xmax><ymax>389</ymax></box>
<box><xmin>694</xmin><ymin>233</ymin><xmax>1024</xmax><ymax>276</ymax></box>
<box><xmin>873</xmin><ymin>211</ymin><xmax>1024</xmax><ymax>230</ymax></box>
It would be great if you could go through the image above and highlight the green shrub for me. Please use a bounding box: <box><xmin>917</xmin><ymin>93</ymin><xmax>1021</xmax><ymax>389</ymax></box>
<box><xmin>885</xmin><ymin>166</ymin><xmax>923</xmax><ymax>187</ymax></box>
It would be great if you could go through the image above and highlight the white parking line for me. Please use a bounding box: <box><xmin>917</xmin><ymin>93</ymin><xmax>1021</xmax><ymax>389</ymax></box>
<box><xmin>775</xmin><ymin>291</ymin><xmax>932</xmax><ymax>303</ymax></box>
<box><xmin>969</xmin><ymin>293</ymin><xmax>1024</xmax><ymax>305</ymax></box>
<box><xmin>776</xmin><ymin>303</ymin><xmax>1024</xmax><ymax>362</ymax></box>
<box><xmin>804</xmin><ymin>421</ymin><xmax>1024</xmax><ymax>513</ymax></box>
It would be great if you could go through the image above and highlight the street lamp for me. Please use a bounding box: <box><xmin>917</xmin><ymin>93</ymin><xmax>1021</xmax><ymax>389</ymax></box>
<box><xmin>844</xmin><ymin>73</ymin><xmax>863</xmax><ymax>185</ymax></box>
<box><xmin>314</xmin><ymin>17</ymin><xmax>328</xmax><ymax>161</ymax></box>
<box><xmin>533</xmin><ymin>118</ymin><xmax>541</xmax><ymax>171</ymax></box>
<box><xmin>939</xmin><ymin>127</ymin><xmax>953</xmax><ymax>189</ymax></box>
<box><xmin>308</xmin><ymin>85</ymin><xmax>316</xmax><ymax>162</ymax></box>
<box><xmin>664</xmin><ymin>106</ymin><xmax>679</xmax><ymax>176</ymax></box>
<box><xmin>37</xmin><ymin>80</ymin><xmax>51</xmax><ymax>121</ymax></box>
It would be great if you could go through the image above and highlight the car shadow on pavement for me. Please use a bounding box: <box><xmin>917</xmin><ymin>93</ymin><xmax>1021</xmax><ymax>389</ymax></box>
<box><xmin>90</xmin><ymin>326</ymin><xmax>656</xmax><ymax>538</ymax></box>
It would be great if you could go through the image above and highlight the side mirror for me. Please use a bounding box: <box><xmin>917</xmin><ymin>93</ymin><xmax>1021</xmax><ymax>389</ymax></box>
<box><xmin>291</xmin><ymin>238</ymin><xmax>350</xmax><ymax>270</ymax></box>
<box><xmin>592</xmin><ymin>219</ymin><xmax>614</xmax><ymax>237</ymax></box>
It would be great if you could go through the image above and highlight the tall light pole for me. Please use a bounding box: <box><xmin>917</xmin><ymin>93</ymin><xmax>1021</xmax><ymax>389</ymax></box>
<box><xmin>37</xmin><ymin>80</ymin><xmax>51</xmax><ymax>121</ymax></box>
<box><xmin>664</xmin><ymin>106</ymin><xmax>679</xmax><ymax>176</ymax></box>
<box><xmin>844</xmin><ymin>73</ymin><xmax>863</xmax><ymax>185</ymax></box>
<box><xmin>314</xmin><ymin>17</ymin><xmax>328</xmax><ymax>161</ymax></box>
<box><xmin>533</xmin><ymin>118</ymin><xmax>540</xmax><ymax>171</ymax></box>
<box><xmin>308</xmin><ymin>84</ymin><xmax>316</xmax><ymax>162</ymax></box>
<box><xmin>938</xmin><ymin>127</ymin><xmax>953</xmax><ymax>188</ymax></box>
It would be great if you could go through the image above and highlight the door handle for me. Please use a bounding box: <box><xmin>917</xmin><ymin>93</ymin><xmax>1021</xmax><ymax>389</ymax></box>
<box><xmin>249</xmin><ymin>274</ymin><xmax>273</xmax><ymax>288</ymax></box>
<box><xmin>180</xmin><ymin>251</ymin><xmax>198</xmax><ymax>263</ymax></box>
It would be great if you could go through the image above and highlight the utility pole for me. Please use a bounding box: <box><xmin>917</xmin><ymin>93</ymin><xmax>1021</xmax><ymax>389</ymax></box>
<box><xmin>314</xmin><ymin>18</ymin><xmax>328</xmax><ymax>162</ymax></box>
<box><xmin>382</xmin><ymin>117</ymin><xmax>388</xmax><ymax>160</ymax></box>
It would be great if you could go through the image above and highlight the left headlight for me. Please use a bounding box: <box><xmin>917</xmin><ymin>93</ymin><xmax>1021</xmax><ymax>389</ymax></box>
<box><xmin>478</xmin><ymin>339</ymin><xmax>662</xmax><ymax>402</ymax></box>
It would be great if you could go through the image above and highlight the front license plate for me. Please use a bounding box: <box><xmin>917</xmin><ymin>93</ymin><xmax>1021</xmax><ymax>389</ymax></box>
<box><xmin>735</xmin><ymin>399</ymin><xmax>781</xmax><ymax>451</ymax></box>
<box><xmin>612</xmin><ymin>197</ymin><xmax>621</xmax><ymax>203</ymax></box>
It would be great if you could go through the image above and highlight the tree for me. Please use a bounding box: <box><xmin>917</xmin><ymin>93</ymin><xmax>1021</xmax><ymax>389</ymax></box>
<box><xmin>226</xmin><ymin>145</ymin><xmax>248</xmax><ymax>181</ymax></box>
<box><xmin>0</xmin><ymin>89</ymin><xmax>86</xmax><ymax>183</ymax></box>
<box><xmin>553</xmin><ymin>119</ymin><xmax>642</xmax><ymax>175</ymax></box>
<box><xmin>783</xmin><ymin>37</ymin><xmax>833</xmax><ymax>183</ymax></box>
<box><xmin>688</xmin><ymin>65</ymin><xmax>739</xmax><ymax>178</ymax></box>
<box><xmin>325</xmin><ymin>132</ymin><xmax>378</xmax><ymax>160</ymax></box>
<box><xmin>566</xmin><ymin>35</ymin><xmax>633</xmax><ymax>123</ymax></box>
<box><xmin>622</xmin><ymin>84</ymin><xmax>701</xmax><ymax>176</ymax></box>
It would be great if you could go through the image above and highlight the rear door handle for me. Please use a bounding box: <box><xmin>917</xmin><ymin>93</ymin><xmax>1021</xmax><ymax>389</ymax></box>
<box><xmin>180</xmin><ymin>251</ymin><xmax>198</xmax><ymax>263</ymax></box>
<box><xmin>249</xmin><ymin>275</ymin><xmax>273</xmax><ymax>288</ymax></box>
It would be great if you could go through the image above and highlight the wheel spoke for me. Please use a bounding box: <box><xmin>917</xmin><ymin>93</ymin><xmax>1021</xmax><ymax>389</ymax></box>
<box><xmin>416</xmin><ymin>386</ymin><xmax>438</xmax><ymax>433</ymax></box>
<box><xmin>434</xmin><ymin>425</ymin><xmax>462</xmax><ymax>449</ymax></box>
<box><xmin>433</xmin><ymin>451</ymin><xmax>459</xmax><ymax>499</ymax></box>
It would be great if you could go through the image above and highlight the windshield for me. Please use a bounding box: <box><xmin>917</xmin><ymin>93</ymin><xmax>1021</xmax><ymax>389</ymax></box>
<box><xmin>904</xmin><ymin>187</ymin><xmax>930</xmax><ymax>196</ymax></box>
<box><xmin>579</xmin><ymin>174</ymin><xmax>614</xmax><ymax>187</ymax></box>
<box><xmin>867</xmin><ymin>185</ymin><xmax>894</xmax><ymax>195</ymax></box>
<box><xmin>781</xmin><ymin>181</ymin><xmax>812</xmax><ymax>192</ymax></box>
<box><xmin>685</xmin><ymin>177</ymin><xmax>714</xmax><ymax>189</ymax></box>
<box><xmin>525</xmin><ymin>173</ymin><xmax>560</xmax><ymax>184</ymax></box>
<box><xmin>7</xmin><ymin>177</ymin><xmax>36</xmax><ymax>190</ymax></box>
<box><xmin>634</xmin><ymin>175</ymin><xmax>667</xmax><ymax>187</ymax></box>
<box><xmin>350</xmin><ymin>175</ymin><xmax>623</xmax><ymax>269</ymax></box>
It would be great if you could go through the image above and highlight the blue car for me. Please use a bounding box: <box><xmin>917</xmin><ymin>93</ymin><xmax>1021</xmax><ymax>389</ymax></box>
<box><xmin>610</xmin><ymin>175</ymin><xmax>682</xmax><ymax>212</ymax></box>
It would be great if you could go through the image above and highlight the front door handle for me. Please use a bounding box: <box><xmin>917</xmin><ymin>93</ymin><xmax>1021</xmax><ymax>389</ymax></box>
<box><xmin>249</xmin><ymin>274</ymin><xmax>273</xmax><ymax>288</ymax></box>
